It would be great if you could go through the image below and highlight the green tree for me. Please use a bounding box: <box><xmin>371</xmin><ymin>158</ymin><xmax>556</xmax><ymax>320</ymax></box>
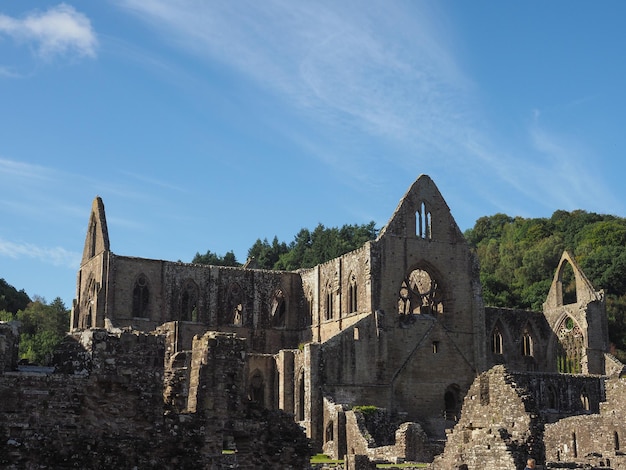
<box><xmin>0</xmin><ymin>278</ymin><xmax>31</xmax><ymax>314</ymax></box>
<box><xmin>192</xmin><ymin>249</ymin><xmax>240</xmax><ymax>266</ymax></box>
<box><xmin>247</xmin><ymin>236</ymin><xmax>289</xmax><ymax>270</ymax></box>
<box><xmin>16</xmin><ymin>297</ymin><xmax>70</xmax><ymax>365</ymax></box>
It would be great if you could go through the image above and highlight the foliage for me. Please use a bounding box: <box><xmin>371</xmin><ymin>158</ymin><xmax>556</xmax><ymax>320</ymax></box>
<box><xmin>195</xmin><ymin>221</ymin><xmax>378</xmax><ymax>271</ymax></box>
<box><xmin>465</xmin><ymin>210</ymin><xmax>626</xmax><ymax>355</ymax></box>
<box><xmin>352</xmin><ymin>405</ymin><xmax>379</xmax><ymax>415</ymax></box>
<box><xmin>0</xmin><ymin>278</ymin><xmax>30</xmax><ymax>314</ymax></box>
<box><xmin>15</xmin><ymin>297</ymin><xmax>70</xmax><ymax>365</ymax></box>
<box><xmin>192</xmin><ymin>249</ymin><xmax>240</xmax><ymax>267</ymax></box>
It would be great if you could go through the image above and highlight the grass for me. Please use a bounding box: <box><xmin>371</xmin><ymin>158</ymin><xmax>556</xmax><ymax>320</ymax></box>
<box><xmin>311</xmin><ymin>454</ymin><xmax>427</xmax><ymax>468</ymax></box>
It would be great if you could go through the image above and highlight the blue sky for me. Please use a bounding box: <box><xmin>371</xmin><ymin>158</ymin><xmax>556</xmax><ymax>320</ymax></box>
<box><xmin>1</xmin><ymin>1</ymin><xmax>625</xmax><ymax>308</ymax></box>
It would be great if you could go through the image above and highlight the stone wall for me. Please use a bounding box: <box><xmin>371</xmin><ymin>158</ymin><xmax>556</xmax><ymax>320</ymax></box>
<box><xmin>0</xmin><ymin>329</ymin><xmax>311</xmax><ymax>469</ymax></box>
<box><xmin>0</xmin><ymin>322</ymin><xmax>19</xmax><ymax>372</ymax></box>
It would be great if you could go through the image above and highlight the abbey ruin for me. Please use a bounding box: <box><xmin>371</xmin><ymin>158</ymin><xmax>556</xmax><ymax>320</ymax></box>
<box><xmin>1</xmin><ymin>174</ymin><xmax>625</xmax><ymax>469</ymax></box>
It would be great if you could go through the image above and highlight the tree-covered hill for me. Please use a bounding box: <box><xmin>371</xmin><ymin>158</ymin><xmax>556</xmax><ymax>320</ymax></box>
<box><xmin>464</xmin><ymin>210</ymin><xmax>626</xmax><ymax>358</ymax></box>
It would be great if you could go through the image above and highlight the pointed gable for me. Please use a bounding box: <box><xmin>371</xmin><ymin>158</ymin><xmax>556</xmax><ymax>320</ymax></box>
<box><xmin>544</xmin><ymin>251</ymin><xmax>602</xmax><ymax>308</ymax></box>
<box><xmin>377</xmin><ymin>174</ymin><xmax>464</xmax><ymax>243</ymax></box>
<box><xmin>81</xmin><ymin>197</ymin><xmax>110</xmax><ymax>265</ymax></box>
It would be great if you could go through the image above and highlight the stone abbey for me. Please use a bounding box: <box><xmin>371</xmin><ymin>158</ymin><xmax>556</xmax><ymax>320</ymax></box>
<box><xmin>1</xmin><ymin>174</ymin><xmax>625</xmax><ymax>469</ymax></box>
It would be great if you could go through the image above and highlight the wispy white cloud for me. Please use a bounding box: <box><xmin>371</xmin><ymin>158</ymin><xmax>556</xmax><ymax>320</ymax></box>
<box><xmin>0</xmin><ymin>3</ymin><xmax>97</xmax><ymax>60</ymax></box>
<box><xmin>0</xmin><ymin>237</ymin><xmax>80</xmax><ymax>268</ymax></box>
<box><xmin>0</xmin><ymin>157</ymin><xmax>55</xmax><ymax>181</ymax></box>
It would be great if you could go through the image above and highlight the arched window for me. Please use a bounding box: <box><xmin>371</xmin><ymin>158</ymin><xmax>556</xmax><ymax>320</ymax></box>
<box><xmin>491</xmin><ymin>327</ymin><xmax>503</xmax><ymax>354</ymax></box>
<box><xmin>559</xmin><ymin>260</ymin><xmax>578</xmax><ymax>305</ymax></box>
<box><xmin>444</xmin><ymin>384</ymin><xmax>461</xmax><ymax>421</ymax></box>
<box><xmin>325</xmin><ymin>281</ymin><xmax>334</xmax><ymax>321</ymax></box>
<box><xmin>521</xmin><ymin>329</ymin><xmax>533</xmax><ymax>357</ymax></box>
<box><xmin>296</xmin><ymin>369</ymin><xmax>305</xmax><ymax>421</ymax></box>
<box><xmin>615</xmin><ymin>431</ymin><xmax>620</xmax><ymax>451</ymax></box>
<box><xmin>416</xmin><ymin>201</ymin><xmax>432</xmax><ymax>240</ymax></box>
<box><xmin>398</xmin><ymin>268</ymin><xmax>443</xmax><ymax>315</ymax></box>
<box><xmin>132</xmin><ymin>274</ymin><xmax>149</xmax><ymax>318</ymax></box>
<box><xmin>325</xmin><ymin>421</ymin><xmax>334</xmax><ymax>443</ymax></box>
<box><xmin>547</xmin><ymin>385</ymin><xmax>558</xmax><ymax>410</ymax></box>
<box><xmin>227</xmin><ymin>282</ymin><xmax>244</xmax><ymax>326</ymax></box>
<box><xmin>348</xmin><ymin>273</ymin><xmax>358</xmax><ymax>313</ymax></box>
<box><xmin>557</xmin><ymin>316</ymin><xmax>584</xmax><ymax>373</ymax></box>
<box><xmin>181</xmin><ymin>279</ymin><xmax>199</xmax><ymax>322</ymax></box>
<box><xmin>270</xmin><ymin>289</ymin><xmax>286</xmax><ymax>327</ymax></box>
<box><xmin>248</xmin><ymin>370</ymin><xmax>265</xmax><ymax>407</ymax></box>
<box><xmin>580</xmin><ymin>387</ymin><xmax>590</xmax><ymax>411</ymax></box>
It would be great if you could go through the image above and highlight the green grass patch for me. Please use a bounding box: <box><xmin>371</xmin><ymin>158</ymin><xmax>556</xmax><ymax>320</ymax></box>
<box><xmin>310</xmin><ymin>453</ymin><xmax>344</xmax><ymax>465</ymax></box>
<box><xmin>376</xmin><ymin>463</ymin><xmax>428</xmax><ymax>468</ymax></box>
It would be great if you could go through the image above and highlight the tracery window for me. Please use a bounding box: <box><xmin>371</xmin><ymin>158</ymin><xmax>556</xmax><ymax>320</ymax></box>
<box><xmin>248</xmin><ymin>370</ymin><xmax>265</xmax><ymax>406</ymax></box>
<box><xmin>398</xmin><ymin>268</ymin><xmax>443</xmax><ymax>314</ymax></box>
<box><xmin>181</xmin><ymin>279</ymin><xmax>199</xmax><ymax>322</ymax></box>
<box><xmin>557</xmin><ymin>316</ymin><xmax>584</xmax><ymax>374</ymax></box>
<box><xmin>227</xmin><ymin>282</ymin><xmax>244</xmax><ymax>326</ymax></box>
<box><xmin>132</xmin><ymin>274</ymin><xmax>149</xmax><ymax>317</ymax></box>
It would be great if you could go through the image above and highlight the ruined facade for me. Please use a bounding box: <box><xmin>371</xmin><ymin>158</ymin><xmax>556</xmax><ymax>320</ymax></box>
<box><xmin>1</xmin><ymin>174</ymin><xmax>621</xmax><ymax>468</ymax></box>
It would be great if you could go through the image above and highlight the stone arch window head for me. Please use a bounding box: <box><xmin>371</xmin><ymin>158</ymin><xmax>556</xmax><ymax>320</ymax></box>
<box><xmin>132</xmin><ymin>273</ymin><xmax>150</xmax><ymax>318</ymax></box>
<box><xmin>181</xmin><ymin>279</ymin><xmax>199</xmax><ymax>322</ymax></box>
<box><xmin>271</xmin><ymin>288</ymin><xmax>286</xmax><ymax>327</ymax></box>
<box><xmin>416</xmin><ymin>201</ymin><xmax>432</xmax><ymax>240</ymax></box>
<box><xmin>325</xmin><ymin>421</ymin><xmax>334</xmax><ymax>442</ymax></box>
<box><xmin>397</xmin><ymin>267</ymin><xmax>443</xmax><ymax>315</ymax></box>
<box><xmin>491</xmin><ymin>326</ymin><xmax>503</xmax><ymax>355</ymax></box>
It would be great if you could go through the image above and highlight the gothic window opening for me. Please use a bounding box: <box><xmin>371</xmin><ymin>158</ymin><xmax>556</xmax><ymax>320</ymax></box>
<box><xmin>248</xmin><ymin>371</ymin><xmax>265</xmax><ymax>407</ymax></box>
<box><xmin>522</xmin><ymin>328</ymin><xmax>533</xmax><ymax>356</ymax></box>
<box><xmin>416</xmin><ymin>201</ymin><xmax>432</xmax><ymax>240</ymax></box>
<box><xmin>491</xmin><ymin>327</ymin><xmax>503</xmax><ymax>354</ymax></box>
<box><xmin>444</xmin><ymin>384</ymin><xmax>461</xmax><ymax>421</ymax></box>
<box><xmin>615</xmin><ymin>431</ymin><xmax>620</xmax><ymax>451</ymax></box>
<box><xmin>547</xmin><ymin>385</ymin><xmax>558</xmax><ymax>410</ymax></box>
<box><xmin>348</xmin><ymin>273</ymin><xmax>358</xmax><ymax>313</ymax></box>
<box><xmin>89</xmin><ymin>219</ymin><xmax>97</xmax><ymax>258</ymax></box>
<box><xmin>432</xmin><ymin>341</ymin><xmax>440</xmax><ymax>354</ymax></box>
<box><xmin>181</xmin><ymin>279</ymin><xmax>199</xmax><ymax>322</ymax></box>
<box><xmin>559</xmin><ymin>260</ymin><xmax>578</xmax><ymax>305</ymax></box>
<box><xmin>132</xmin><ymin>274</ymin><xmax>149</xmax><ymax>318</ymax></box>
<box><xmin>271</xmin><ymin>289</ymin><xmax>286</xmax><ymax>327</ymax></box>
<box><xmin>325</xmin><ymin>281</ymin><xmax>333</xmax><ymax>321</ymax></box>
<box><xmin>580</xmin><ymin>388</ymin><xmax>590</xmax><ymax>411</ymax></box>
<box><xmin>557</xmin><ymin>316</ymin><xmax>584</xmax><ymax>374</ymax></box>
<box><xmin>397</xmin><ymin>268</ymin><xmax>443</xmax><ymax>315</ymax></box>
<box><xmin>325</xmin><ymin>421</ymin><xmax>334</xmax><ymax>443</ymax></box>
<box><xmin>572</xmin><ymin>432</ymin><xmax>578</xmax><ymax>458</ymax></box>
<box><xmin>227</xmin><ymin>282</ymin><xmax>244</xmax><ymax>326</ymax></box>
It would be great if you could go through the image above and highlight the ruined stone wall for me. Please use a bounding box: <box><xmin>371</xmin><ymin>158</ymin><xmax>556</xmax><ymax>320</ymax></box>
<box><xmin>0</xmin><ymin>329</ymin><xmax>311</xmax><ymax>469</ymax></box>
<box><xmin>485</xmin><ymin>307</ymin><xmax>555</xmax><ymax>372</ymax></box>
<box><xmin>72</xmin><ymin>251</ymin><xmax>109</xmax><ymax>329</ymax></box>
<box><xmin>432</xmin><ymin>366</ymin><xmax>608</xmax><ymax>470</ymax></box>
<box><xmin>543</xmin><ymin>376</ymin><xmax>626</xmax><ymax>469</ymax></box>
<box><xmin>302</xmin><ymin>243</ymin><xmax>373</xmax><ymax>345</ymax></box>
<box><xmin>0</xmin><ymin>322</ymin><xmax>19</xmax><ymax>372</ymax></box>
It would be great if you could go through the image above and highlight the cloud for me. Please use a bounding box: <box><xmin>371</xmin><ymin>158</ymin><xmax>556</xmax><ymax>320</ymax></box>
<box><xmin>0</xmin><ymin>238</ymin><xmax>80</xmax><ymax>268</ymax></box>
<box><xmin>0</xmin><ymin>3</ymin><xmax>97</xmax><ymax>60</ymax></box>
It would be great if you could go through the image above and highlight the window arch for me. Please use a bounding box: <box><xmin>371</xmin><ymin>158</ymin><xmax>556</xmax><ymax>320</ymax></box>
<box><xmin>325</xmin><ymin>421</ymin><xmax>335</xmax><ymax>443</ymax></box>
<box><xmin>521</xmin><ymin>327</ymin><xmax>533</xmax><ymax>357</ymax></box>
<box><xmin>416</xmin><ymin>201</ymin><xmax>432</xmax><ymax>240</ymax></box>
<box><xmin>325</xmin><ymin>281</ymin><xmax>334</xmax><ymax>321</ymax></box>
<box><xmin>546</xmin><ymin>384</ymin><xmax>558</xmax><ymax>410</ymax></box>
<box><xmin>180</xmin><ymin>279</ymin><xmax>199</xmax><ymax>322</ymax></box>
<box><xmin>580</xmin><ymin>387</ymin><xmax>590</xmax><ymax>411</ymax></box>
<box><xmin>270</xmin><ymin>288</ymin><xmax>286</xmax><ymax>327</ymax></box>
<box><xmin>558</xmin><ymin>260</ymin><xmax>578</xmax><ymax>305</ymax></box>
<box><xmin>444</xmin><ymin>384</ymin><xmax>461</xmax><ymax>421</ymax></box>
<box><xmin>348</xmin><ymin>273</ymin><xmax>358</xmax><ymax>313</ymax></box>
<box><xmin>398</xmin><ymin>267</ymin><xmax>443</xmax><ymax>314</ymax></box>
<box><xmin>557</xmin><ymin>316</ymin><xmax>584</xmax><ymax>373</ymax></box>
<box><xmin>248</xmin><ymin>370</ymin><xmax>265</xmax><ymax>407</ymax></box>
<box><xmin>132</xmin><ymin>273</ymin><xmax>150</xmax><ymax>318</ymax></box>
<box><xmin>227</xmin><ymin>282</ymin><xmax>244</xmax><ymax>326</ymax></box>
<box><xmin>491</xmin><ymin>326</ymin><xmax>503</xmax><ymax>354</ymax></box>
